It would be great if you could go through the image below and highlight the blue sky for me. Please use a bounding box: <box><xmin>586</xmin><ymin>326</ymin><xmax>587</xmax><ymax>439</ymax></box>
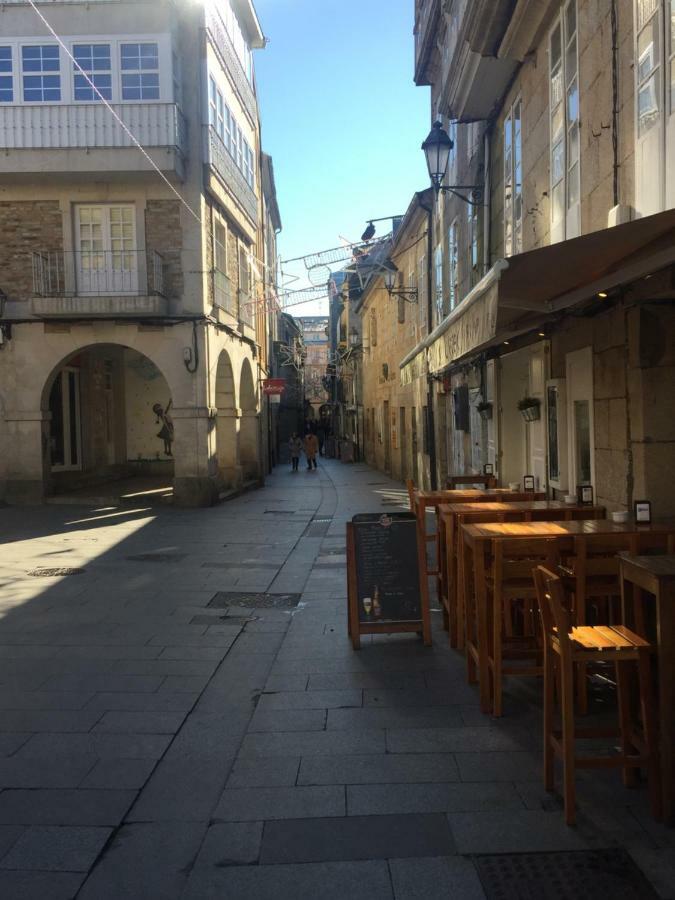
<box><xmin>253</xmin><ymin>0</ymin><xmax>430</xmax><ymax>314</ymax></box>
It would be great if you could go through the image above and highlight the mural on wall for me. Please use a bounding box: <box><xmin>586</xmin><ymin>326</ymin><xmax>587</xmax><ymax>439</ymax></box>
<box><xmin>123</xmin><ymin>349</ymin><xmax>172</xmax><ymax>461</ymax></box>
<box><xmin>153</xmin><ymin>401</ymin><xmax>174</xmax><ymax>457</ymax></box>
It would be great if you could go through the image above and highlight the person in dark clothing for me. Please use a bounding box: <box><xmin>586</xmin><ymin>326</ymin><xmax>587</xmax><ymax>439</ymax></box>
<box><xmin>289</xmin><ymin>433</ymin><xmax>303</xmax><ymax>472</ymax></box>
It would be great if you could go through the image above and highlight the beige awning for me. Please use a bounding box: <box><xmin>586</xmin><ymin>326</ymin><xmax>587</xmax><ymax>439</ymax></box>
<box><xmin>400</xmin><ymin>209</ymin><xmax>675</xmax><ymax>382</ymax></box>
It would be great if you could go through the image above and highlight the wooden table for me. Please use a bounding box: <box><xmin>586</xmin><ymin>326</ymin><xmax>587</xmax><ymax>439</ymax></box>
<box><xmin>620</xmin><ymin>554</ymin><xmax>675</xmax><ymax>824</ymax></box>
<box><xmin>460</xmin><ymin>519</ymin><xmax>675</xmax><ymax>714</ymax></box>
<box><xmin>439</xmin><ymin>501</ymin><xmax>606</xmax><ymax>648</ymax></box>
<box><xmin>413</xmin><ymin>489</ymin><xmax>547</xmax><ymax>624</ymax></box>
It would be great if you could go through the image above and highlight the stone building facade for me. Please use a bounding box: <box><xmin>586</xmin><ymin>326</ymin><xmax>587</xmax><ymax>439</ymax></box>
<box><xmin>0</xmin><ymin>0</ymin><xmax>281</xmax><ymax>506</ymax></box>
<box><xmin>394</xmin><ymin>0</ymin><xmax>675</xmax><ymax>514</ymax></box>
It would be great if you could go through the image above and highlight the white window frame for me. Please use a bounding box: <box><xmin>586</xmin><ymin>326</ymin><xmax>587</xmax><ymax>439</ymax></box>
<box><xmin>4</xmin><ymin>34</ymin><xmax>171</xmax><ymax>105</ymax></box>
<box><xmin>434</xmin><ymin>243</ymin><xmax>443</xmax><ymax>325</ymax></box>
<box><xmin>208</xmin><ymin>70</ymin><xmax>256</xmax><ymax>189</ymax></box>
<box><xmin>21</xmin><ymin>43</ymin><xmax>61</xmax><ymax>103</ymax></box>
<box><xmin>213</xmin><ymin>214</ymin><xmax>228</xmax><ymax>276</ymax></box>
<box><xmin>503</xmin><ymin>97</ymin><xmax>523</xmax><ymax>256</ymax></box>
<box><xmin>0</xmin><ymin>45</ymin><xmax>15</xmax><ymax>104</ymax></box>
<box><xmin>72</xmin><ymin>43</ymin><xmax>112</xmax><ymax>102</ymax></box>
<box><xmin>549</xmin><ymin>2</ymin><xmax>580</xmax><ymax>243</ymax></box>
<box><xmin>120</xmin><ymin>41</ymin><xmax>160</xmax><ymax>101</ymax></box>
<box><xmin>448</xmin><ymin>219</ymin><xmax>459</xmax><ymax>310</ymax></box>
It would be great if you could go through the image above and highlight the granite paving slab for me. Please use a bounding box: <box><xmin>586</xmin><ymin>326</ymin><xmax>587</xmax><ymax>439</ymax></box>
<box><xmin>259</xmin><ymin>813</ymin><xmax>455</xmax><ymax>864</ymax></box>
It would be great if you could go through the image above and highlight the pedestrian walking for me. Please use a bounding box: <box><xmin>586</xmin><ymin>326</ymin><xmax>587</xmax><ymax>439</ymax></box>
<box><xmin>289</xmin><ymin>433</ymin><xmax>303</xmax><ymax>472</ymax></box>
<box><xmin>304</xmin><ymin>430</ymin><xmax>319</xmax><ymax>470</ymax></box>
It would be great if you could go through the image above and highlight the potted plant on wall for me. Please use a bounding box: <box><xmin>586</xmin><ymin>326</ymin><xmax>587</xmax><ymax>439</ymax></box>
<box><xmin>518</xmin><ymin>396</ymin><xmax>541</xmax><ymax>422</ymax></box>
<box><xmin>476</xmin><ymin>399</ymin><xmax>493</xmax><ymax>420</ymax></box>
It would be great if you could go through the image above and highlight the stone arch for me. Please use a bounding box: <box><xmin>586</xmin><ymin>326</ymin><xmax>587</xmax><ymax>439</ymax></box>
<box><xmin>39</xmin><ymin>342</ymin><xmax>175</xmax><ymax>498</ymax></box>
<box><xmin>238</xmin><ymin>357</ymin><xmax>259</xmax><ymax>481</ymax></box>
<box><xmin>214</xmin><ymin>349</ymin><xmax>239</xmax><ymax>489</ymax></box>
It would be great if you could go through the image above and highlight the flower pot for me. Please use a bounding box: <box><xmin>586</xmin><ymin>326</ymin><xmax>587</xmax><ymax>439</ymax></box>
<box><xmin>519</xmin><ymin>404</ymin><xmax>541</xmax><ymax>422</ymax></box>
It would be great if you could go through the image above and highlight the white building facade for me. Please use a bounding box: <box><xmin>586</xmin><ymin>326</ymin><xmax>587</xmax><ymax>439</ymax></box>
<box><xmin>0</xmin><ymin>0</ymin><xmax>277</xmax><ymax>506</ymax></box>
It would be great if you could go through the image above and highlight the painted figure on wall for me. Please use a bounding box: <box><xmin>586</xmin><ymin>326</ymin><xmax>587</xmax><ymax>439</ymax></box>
<box><xmin>153</xmin><ymin>400</ymin><xmax>174</xmax><ymax>456</ymax></box>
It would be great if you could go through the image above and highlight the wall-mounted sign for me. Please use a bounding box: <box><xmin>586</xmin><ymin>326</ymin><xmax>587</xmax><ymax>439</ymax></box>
<box><xmin>523</xmin><ymin>475</ymin><xmax>536</xmax><ymax>491</ymax></box>
<box><xmin>634</xmin><ymin>500</ymin><xmax>651</xmax><ymax>523</ymax></box>
<box><xmin>262</xmin><ymin>378</ymin><xmax>286</xmax><ymax>396</ymax></box>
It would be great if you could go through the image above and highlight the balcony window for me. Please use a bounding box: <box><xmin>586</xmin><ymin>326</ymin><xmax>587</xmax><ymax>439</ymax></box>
<box><xmin>121</xmin><ymin>43</ymin><xmax>159</xmax><ymax>100</ymax></box>
<box><xmin>208</xmin><ymin>71</ymin><xmax>256</xmax><ymax>190</ymax></box>
<box><xmin>73</xmin><ymin>44</ymin><xmax>112</xmax><ymax>101</ymax></box>
<box><xmin>549</xmin><ymin>3</ymin><xmax>579</xmax><ymax>242</ymax></box>
<box><xmin>448</xmin><ymin>220</ymin><xmax>459</xmax><ymax>310</ymax></box>
<box><xmin>0</xmin><ymin>47</ymin><xmax>13</xmax><ymax>102</ymax></box>
<box><xmin>22</xmin><ymin>45</ymin><xmax>61</xmax><ymax>102</ymax></box>
<box><xmin>504</xmin><ymin>98</ymin><xmax>523</xmax><ymax>256</ymax></box>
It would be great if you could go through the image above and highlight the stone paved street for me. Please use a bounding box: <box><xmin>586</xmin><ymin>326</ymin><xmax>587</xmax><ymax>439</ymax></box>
<box><xmin>0</xmin><ymin>460</ymin><xmax>673</xmax><ymax>898</ymax></box>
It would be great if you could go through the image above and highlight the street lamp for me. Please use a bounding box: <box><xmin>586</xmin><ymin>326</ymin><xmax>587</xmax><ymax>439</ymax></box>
<box><xmin>422</xmin><ymin>120</ymin><xmax>482</xmax><ymax>205</ymax></box>
<box><xmin>348</xmin><ymin>326</ymin><xmax>360</xmax><ymax>347</ymax></box>
<box><xmin>382</xmin><ymin>258</ymin><xmax>418</xmax><ymax>303</ymax></box>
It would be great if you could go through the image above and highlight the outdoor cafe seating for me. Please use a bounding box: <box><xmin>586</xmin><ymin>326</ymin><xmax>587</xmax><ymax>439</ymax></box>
<box><xmin>406</xmin><ymin>476</ymin><xmax>675</xmax><ymax>824</ymax></box>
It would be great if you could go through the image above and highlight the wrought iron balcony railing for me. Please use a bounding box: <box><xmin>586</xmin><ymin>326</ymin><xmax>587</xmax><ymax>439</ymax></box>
<box><xmin>32</xmin><ymin>249</ymin><xmax>167</xmax><ymax>297</ymax></box>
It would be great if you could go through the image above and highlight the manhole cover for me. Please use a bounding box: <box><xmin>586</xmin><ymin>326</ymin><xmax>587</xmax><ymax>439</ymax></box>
<box><xmin>474</xmin><ymin>849</ymin><xmax>658</xmax><ymax>899</ymax></box>
<box><xmin>208</xmin><ymin>592</ymin><xmax>301</xmax><ymax>610</ymax></box>
<box><xmin>28</xmin><ymin>567</ymin><xmax>85</xmax><ymax>577</ymax></box>
<box><xmin>126</xmin><ymin>553</ymin><xmax>186</xmax><ymax>563</ymax></box>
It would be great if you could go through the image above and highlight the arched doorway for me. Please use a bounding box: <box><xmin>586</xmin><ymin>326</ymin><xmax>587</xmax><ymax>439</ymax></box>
<box><xmin>239</xmin><ymin>358</ymin><xmax>259</xmax><ymax>481</ymax></box>
<box><xmin>214</xmin><ymin>349</ymin><xmax>239</xmax><ymax>489</ymax></box>
<box><xmin>42</xmin><ymin>344</ymin><xmax>174</xmax><ymax>500</ymax></box>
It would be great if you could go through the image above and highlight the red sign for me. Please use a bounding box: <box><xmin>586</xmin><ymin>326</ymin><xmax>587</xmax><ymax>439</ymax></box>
<box><xmin>262</xmin><ymin>378</ymin><xmax>286</xmax><ymax>396</ymax></box>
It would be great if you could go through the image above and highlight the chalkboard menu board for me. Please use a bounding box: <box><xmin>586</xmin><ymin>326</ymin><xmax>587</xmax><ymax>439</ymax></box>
<box><xmin>346</xmin><ymin>513</ymin><xmax>431</xmax><ymax>649</ymax></box>
<box><xmin>352</xmin><ymin>513</ymin><xmax>421</xmax><ymax>621</ymax></box>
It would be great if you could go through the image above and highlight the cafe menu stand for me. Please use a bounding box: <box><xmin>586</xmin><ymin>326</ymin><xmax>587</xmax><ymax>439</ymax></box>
<box><xmin>347</xmin><ymin>520</ymin><xmax>431</xmax><ymax>651</ymax></box>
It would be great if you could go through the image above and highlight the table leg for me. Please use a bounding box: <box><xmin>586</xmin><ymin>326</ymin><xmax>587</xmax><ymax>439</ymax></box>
<box><xmin>474</xmin><ymin>544</ymin><xmax>491</xmax><ymax>714</ymax></box>
<box><xmin>657</xmin><ymin>583</ymin><xmax>674</xmax><ymax>824</ymax></box>
<box><xmin>463</xmin><ymin>537</ymin><xmax>475</xmax><ymax>683</ymax></box>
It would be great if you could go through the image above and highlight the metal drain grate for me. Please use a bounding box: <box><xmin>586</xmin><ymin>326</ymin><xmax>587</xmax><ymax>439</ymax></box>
<box><xmin>474</xmin><ymin>849</ymin><xmax>658</xmax><ymax>900</ymax></box>
<box><xmin>264</xmin><ymin>510</ymin><xmax>295</xmax><ymax>515</ymax></box>
<box><xmin>126</xmin><ymin>553</ymin><xmax>186</xmax><ymax>563</ymax></box>
<box><xmin>208</xmin><ymin>591</ymin><xmax>302</xmax><ymax>610</ymax></box>
<box><xmin>28</xmin><ymin>567</ymin><xmax>85</xmax><ymax>577</ymax></box>
<box><xmin>303</xmin><ymin>518</ymin><xmax>332</xmax><ymax>538</ymax></box>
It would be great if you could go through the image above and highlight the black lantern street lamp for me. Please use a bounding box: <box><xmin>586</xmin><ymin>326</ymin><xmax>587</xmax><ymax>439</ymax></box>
<box><xmin>422</xmin><ymin>120</ymin><xmax>483</xmax><ymax>205</ymax></box>
<box><xmin>382</xmin><ymin>258</ymin><xmax>418</xmax><ymax>303</ymax></box>
<box><xmin>348</xmin><ymin>326</ymin><xmax>359</xmax><ymax>347</ymax></box>
<box><xmin>422</xmin><ymin>121</ymin><xmax>453</xmax><ymax>191</ymax></box>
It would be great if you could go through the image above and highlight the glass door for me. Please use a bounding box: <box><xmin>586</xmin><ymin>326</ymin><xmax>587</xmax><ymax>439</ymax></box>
<box><xmin>49</xmin><ymin>367</ymin><xmax>82</xmax><ymax>471</ymax></box>
<box><xmin>76</xmin><ymin>205</ymin><xmax>138</xmax><ymax>295</ymax></box>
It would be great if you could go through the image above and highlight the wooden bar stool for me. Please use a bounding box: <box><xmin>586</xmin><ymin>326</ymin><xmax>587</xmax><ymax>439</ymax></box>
<box><xmin>533</xmin><ymin>566</ymin><xmax>661</xmax><ymax>826</ymax></box>
<box><xmin>564</xmin><ymin>533</ymin><xmax>637</xmax><ymax>713</ymax></box>
<box><xmin>485</xmin><ymin>539</ymin><xmax>561</xmax><ymax>716</ymax></box>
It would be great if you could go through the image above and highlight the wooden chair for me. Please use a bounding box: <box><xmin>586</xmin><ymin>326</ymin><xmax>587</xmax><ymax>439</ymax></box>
<box><xmin>484</xmin><ymin>538</ymin><xmax>561</xmax><ymax>716</ymax></box>
<box><xmin>447</xmin><ymin>474</ymin><xmax>496</xmax><ymax>490</ymax></box>
<box><xmin>564</xmin><ymin>533</ymin><xmax>638</xmax><ymax>713</ymax></box>
<box><xmin>533</xmin><ymin>566</ymin><xmax>661</xmax><ymax>826</ymax></box>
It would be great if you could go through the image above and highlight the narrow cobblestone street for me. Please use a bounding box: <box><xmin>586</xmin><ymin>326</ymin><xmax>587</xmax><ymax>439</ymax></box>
<box><xmin>0</xmin><ymin>460</ymin><xmax>673</xmax><ymax>899</ymax></box>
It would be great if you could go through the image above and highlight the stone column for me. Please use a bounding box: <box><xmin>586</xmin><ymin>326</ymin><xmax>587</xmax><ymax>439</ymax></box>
<box><xmin>216</xmin><ymin>406</ymin><xmax>243</xmax><ymax>490</ymax></box>
<box><xmin>170</xmin><ymin>405</ymin><xmax>219</xmax><ymax>507</ymax></box>
<box><xmin>1</xmin><ymin>410</ymin><xmax>51</xmax><ymax>504</ymax></box>
<box><xmin>239</xmin><ymin>409</ymin><xmax>260</xmax><ymax>482</ymax></box>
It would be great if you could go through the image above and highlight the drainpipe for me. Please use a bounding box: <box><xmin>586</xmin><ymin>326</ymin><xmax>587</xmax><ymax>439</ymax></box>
<box><xmin>483</xmin><ymin>124</ymin><xmax>492</xmax><ymax>275</ymax></box>
<box><xmin>419</xmin><ymin>194</ymin><xmax>438</xmax><ymax>490</ymax></box>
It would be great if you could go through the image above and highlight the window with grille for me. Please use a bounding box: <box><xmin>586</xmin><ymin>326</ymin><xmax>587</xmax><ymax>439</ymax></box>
<box><xmin>22</xmin><ymin>45</ymin><xmax>60</xmax><ymax>102</ymax></box>
<box><xmin>121</xmin><ymin>42</ymin><xmax>159</xmax><ymax>100</ymax></box>
<box><xmin>73</xmin><ymin>44</ymin><xmax>112</xmax><ymax>101</ymax></box>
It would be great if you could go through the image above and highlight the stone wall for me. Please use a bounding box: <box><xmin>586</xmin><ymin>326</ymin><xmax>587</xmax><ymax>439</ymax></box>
<box><xmin>0</xmin><ymin>201</ymin><xmax>63</xmax><ymax>303</ymax></box>
<box><xmin>144</xmin><ymin>200</ymin><xmax>184</xmax><ymax>300</ymax></box>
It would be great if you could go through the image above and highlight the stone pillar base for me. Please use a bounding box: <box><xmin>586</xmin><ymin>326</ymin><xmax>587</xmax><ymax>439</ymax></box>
<box><xmin>173</xmin><ymin>476</ymin><xmax>219</xmax><ymax>508</ymax></box>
